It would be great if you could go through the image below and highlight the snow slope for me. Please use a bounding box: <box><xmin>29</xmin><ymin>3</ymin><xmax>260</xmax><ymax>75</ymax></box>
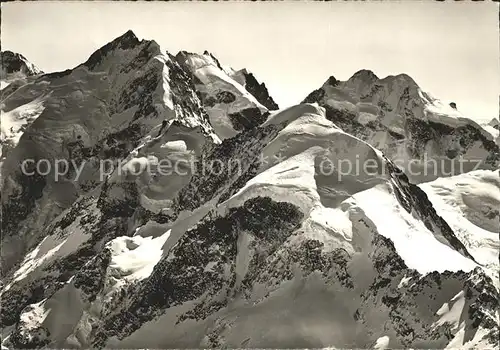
<box><xmin>420</xmin><ymin>170</ymin><xmax>500</xmax><ymax>285</ymax></box>
<box><xmin>1</xmin><ymin>93</ymin><xmax>48</xmax><ymax>156</ymax></box>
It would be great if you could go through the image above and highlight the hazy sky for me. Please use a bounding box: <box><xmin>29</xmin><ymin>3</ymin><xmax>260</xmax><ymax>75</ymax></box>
<box><xmin>2</xmin><ymin>1</ymin><xmax>499</xmax><ymax>121</ymax></box>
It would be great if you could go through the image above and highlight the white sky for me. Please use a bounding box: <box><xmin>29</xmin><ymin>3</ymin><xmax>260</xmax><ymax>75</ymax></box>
<box><xmin>2</xmin><ymin>1</ymin><xmax>499</xmax><ymax>121</ymax></box>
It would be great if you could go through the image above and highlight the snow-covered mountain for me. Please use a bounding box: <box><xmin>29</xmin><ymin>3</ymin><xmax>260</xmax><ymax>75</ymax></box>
<box><xmin>1</xmin><ymin>51</ymin><xmax>42</xmax><ymax>82</ymax></box>
<box><xmin>175</xmin><ymin>51</ymin><xmax>271</xmax><ymax>140</ymax></box>
<box><xmin>1</xmin><ymin>51</ymin><xmax>44</xmax><ymax>156</ymax></box>
<box><xmin>481</xmin><ymin>117</ymin><xmax>499</xmax><ymax>145</ymax></box>
<box><xmin>1</xmin><ymin>31</ymin><xmax>498</xmax><ymax>349</ymax></box>
<box><xmin>303</xmin><ymin>72</ymin><xmax>499</xmax><ymax>183</ymax></box>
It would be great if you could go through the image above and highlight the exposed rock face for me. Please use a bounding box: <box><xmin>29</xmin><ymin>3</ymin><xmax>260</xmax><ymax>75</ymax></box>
<box><xmin>1</xmin><ymin>31</ymin><xmax>498</xmax><ymax>350</ymax></box>
<box><xmin>237</xmin><ymin>71</ymin><xmax>279</xmax><ymax>110</ymax></box>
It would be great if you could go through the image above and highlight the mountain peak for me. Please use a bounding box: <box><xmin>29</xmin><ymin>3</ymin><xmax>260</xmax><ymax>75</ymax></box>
<box><xmin>390</xmin><ymin>73</ymin><xmax>418</xmax><ymax>86</ymax></box>
<box><xmin>82</xmin><ymin>30</ymin><xmax>142</xmax><ymax>70</ymax></box>
<box><xmin>1</xmin><ymin>50</ymin><xmax>43</xmax><ymax>77</ymax></box>
<box><xmin>487</xmin><ymin>117</ymin><xmax>499</xmax><ymax>128</ymax></box>
<box><xmin>115</xmin><ymin>29</ymin><xmax>139</xmax><ymax>46</ymax></box>
<box><xmin>349</xmin><ymin>69</ymin><xmax>379</xmax><ymax>82</ymax></box>
<box><xmin>202</xmin><ymin>50</ymin><xmax>223</xmax><ymax>70</ymax></box>
<box><xmin>326</xmin><ymin>75</ymin><xmax>339</xmax><ymax>87</ymax></box>
<box><xmin>348</xmin><ymin>70</ymin><xmax>418</xmax><ymax>88</ymax></box>
<box><xmin>123</xmin><ymin>29</ymin><xmax>137</xmax><ymax>37</ymax></box>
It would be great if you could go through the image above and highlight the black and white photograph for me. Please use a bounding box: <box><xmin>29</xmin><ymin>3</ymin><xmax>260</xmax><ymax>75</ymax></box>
<box><xmin>0</xmin><ymin>1</ymin><xmax>499</xmax><ymax>349</ymax></box>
